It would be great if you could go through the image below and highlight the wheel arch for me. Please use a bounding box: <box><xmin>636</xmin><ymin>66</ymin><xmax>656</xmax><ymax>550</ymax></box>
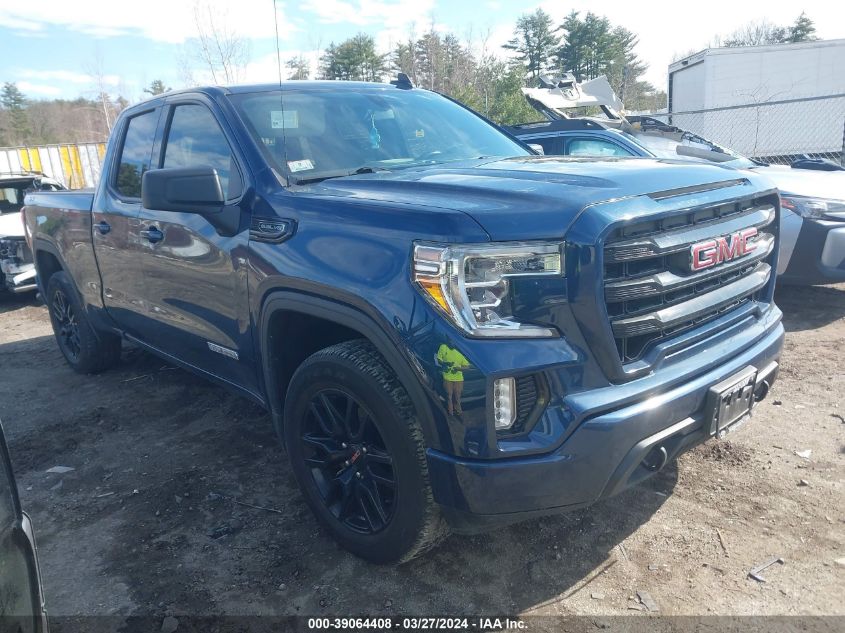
<box><xmin>258</xmin><ymin>291</ymin><xmax>440</xmax><ymax>451</ymax></box>
<box><xmin>33</xmin><ymin>238</ymin><xmax>66</xmax><ymax>296</ymax></box>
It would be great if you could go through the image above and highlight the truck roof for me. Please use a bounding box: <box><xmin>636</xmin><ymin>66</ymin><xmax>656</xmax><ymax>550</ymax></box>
<box><xmin>131</xmin><ymin>80</ymin><xmax>415</xmax><ymax>108</ymax></box>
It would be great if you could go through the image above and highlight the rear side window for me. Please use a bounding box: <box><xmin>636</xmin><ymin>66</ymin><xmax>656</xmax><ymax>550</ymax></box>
<box><xmin>567</xmin><ymin>137</ymin><xmax>632</xmax><ymax>157</ymax></box>
<box><xmin>115</xmin><ymin>110</ymin><xmax>159</xmax><ymax>199</ymax></box>
<box><xmin>163</xmin><ymin>104</ymin><xmax>242</xmax><ymax>199</ymax></box>
<box><xmin>533</xmin><ymin>137</ymin><xmax>564</xmax><ymax>155</ymax></box>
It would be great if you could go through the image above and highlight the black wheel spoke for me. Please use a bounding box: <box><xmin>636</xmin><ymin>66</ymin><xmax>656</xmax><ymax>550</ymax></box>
<box><xmin>301</xmin><ymin>434</ymin><xmax>345</xmax><ymax>466</ymax></box>
<box><xmin>352</xmin><ymin>411</ymin><xmax>372</xmax><ymax>443</ymax></box>
<box><xmin>368</xmin><ymin>468</ymin><xmax>396</xmax><ymax>489</ymax></box>
<box><xmin>336</xmin><ymin>486</ymin><xmax>355</xmax><ymax>521</ymax></box>
<box><xmin>321</xmin><ymin>393</ymin><xmax>353</xmax><ymax>437</ymax></box>
<box><xmin>365</xmin><ymin>447</ymin><xmax>393</xmax><ymax>466</ymax></box>
<box><xmin>309</xmin><ymin>402</ymin><xmax>335</xmax><ymax>437</ymax></box>
<box><xmin>357</xmin><ymin>478</ymin><xmax>388</xmax><ymax>529</ymax></box>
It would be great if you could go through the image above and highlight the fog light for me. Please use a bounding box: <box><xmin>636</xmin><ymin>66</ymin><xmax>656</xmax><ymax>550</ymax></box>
<box><xmin>493</xmin><ymin>377</ymin><xmax>516</xmax><ymax>431</ymax></box>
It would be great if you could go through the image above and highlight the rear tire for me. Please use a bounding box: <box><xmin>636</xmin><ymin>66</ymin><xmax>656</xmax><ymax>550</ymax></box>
<box><xmin>46</xmin><ymin>271</ymin><xmax>121</xmax><ymax>373</ymax></box>
<box><xmin>283</xmin><ymin>339</ymin><xmax>448</xmax><ymax>563</ymax></box>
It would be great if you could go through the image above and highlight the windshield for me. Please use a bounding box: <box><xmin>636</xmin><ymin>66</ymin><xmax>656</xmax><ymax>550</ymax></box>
<box><xmin>230</xmin><ymin>87</ymin><xmax>529</xmax><ymax>183</ymax></box>
<box><xmin>630</xmin><ymin>130</ymin><xmax>756</xmax><ymax>169</ymax></box>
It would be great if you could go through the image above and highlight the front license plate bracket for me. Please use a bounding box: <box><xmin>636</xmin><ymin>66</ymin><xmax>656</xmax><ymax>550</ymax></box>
<box><xmin>705</xmin><ymin>366</ymin><xmax>758</xmax><ymax>438</ymax></box>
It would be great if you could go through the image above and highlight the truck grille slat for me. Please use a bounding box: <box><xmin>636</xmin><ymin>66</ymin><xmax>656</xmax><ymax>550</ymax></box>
<box><xmin>611</xmin><ymin>263</ymin><xmax>771</xmax><ymax>337</ymax></box>
<box><xmin>602</xmin><ymin>195</ymin><xmax>777</xmax><ymax>364</ymax></box>
<box><xmin>605</xmin><ymin>233</ymin><xmax>774</xmax><ymax>303</ymax></box>
<box><xmin>605</xmin><ymin>204</ymin><xmax>775</xmax><ymax>263</ymax></box>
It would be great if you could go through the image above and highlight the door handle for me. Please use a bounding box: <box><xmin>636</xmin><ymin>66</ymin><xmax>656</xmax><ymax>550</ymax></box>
<box><xmin>95</xmin><ymin>221</ymin><xmax>111</xmax><ymax>235</ymax></box>
<box><xmin>140</xmin><ymin>226</ymin><xmax>164</xmax><ymax>244</ymax></box>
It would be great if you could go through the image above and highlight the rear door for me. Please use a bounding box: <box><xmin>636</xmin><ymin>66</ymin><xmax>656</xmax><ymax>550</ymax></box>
<box><xmin>93</xmin><ymin>107</ymin><xmax>161</xmax><ymax>335</ymax></box>
<box><xmin>130</xmin><ymin>98</ymin><xmax>256</xmax><ymax>392</ymax></box>
<box><xmin>0</xmin><ymin>421</ymin><xmax>47</xmax><ymax>633</ymax></box>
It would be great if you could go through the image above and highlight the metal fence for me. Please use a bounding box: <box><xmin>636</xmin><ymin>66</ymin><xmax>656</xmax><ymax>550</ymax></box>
<box><xmin>0</xmin><ymin>143</ymin><xmax>106</xmax><ymax>189</ymax></box>
<box><xmin>642</xmin><ymin>94</ymin><xmax>845</xmax><ymax>167</ymax></box>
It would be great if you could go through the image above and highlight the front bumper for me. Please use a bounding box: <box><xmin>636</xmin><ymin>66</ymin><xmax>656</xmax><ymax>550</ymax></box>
<box><xmin>0</xmin><ymin>260</ymin><xmax>36</xmax><ymax>292</ymax></box>
<box><xmin>780</xmin><ymin>216</ymin><xmax>845</xmax><ymax>285</ymax></box>
<box><xmin>427</xmin><ymin>314</ymin><xmax>783</xmax><ymax>532</ymax></box>
<box><xmin>0</xmin><ymin>237</ymin><xmax>36</xmax><ymax>293</ymax></box>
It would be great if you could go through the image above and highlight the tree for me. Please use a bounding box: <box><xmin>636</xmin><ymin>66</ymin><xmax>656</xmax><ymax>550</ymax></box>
<box><xmin>394</xmin><ymin>28</ymin><xmax>476</xmax><ymax>93</ymax></box>
<box><xmin>191</xmin><ymin>0</ymin><xmax>251</xmax><ymax>83</ymax></box>
<box><xmin>0</xmin><ymin>82</ymin><xmax>30</xmax><ymax>145</ymax></box>
<box><xmin>786</xmin><ymin>12</ymin><xmax>817</xmax><ymax>43</ymax></box>
<box><xmin>503</xmin><ymin>9</ymin><xmax>559</xmax><ymax>81</ymax></box>
<box><xmin>286</xmin><ymin>56</ymin><xmax>310</xmax><ymax>80</ymax></box>
<box><xmin>144</xmin><ymin>80</ymin><xmax>171</xmax><ymax>96</ymax></box>
<box><xmin>320</xmin><ymin>34</ymin><xmax>386</xmax><ymax>82</ymax></box>
<box><xmin>723</xmin><ymin>19</ymin><xmax>787</xmax><ymax>47</ymax></box>
<box><xmin>723</xmin><ymin>13</ymin><xmax>817</xmax><ymax>47</ymax></box>
<box><xmin>553</xmin><ymin>12</ymin><xmax>659</xmax><ymax>110</ymax></box>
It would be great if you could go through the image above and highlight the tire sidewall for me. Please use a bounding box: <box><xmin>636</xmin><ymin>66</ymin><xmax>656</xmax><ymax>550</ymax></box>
<box><xmin>284</xmin><ymin>355</ymin><xmax>428</xmax><ymax>563</ymax></box>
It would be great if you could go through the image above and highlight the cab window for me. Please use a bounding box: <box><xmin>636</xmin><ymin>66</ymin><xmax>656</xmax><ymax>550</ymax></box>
<box><xmin>162</xmin><ymin>104</ymin><xmax>242</xmax><ymax>200</ymax></box>
<box><xmin>114</xmin><ymin>109</ymin><xmax>159</xmax><ymax>199</ymax></box>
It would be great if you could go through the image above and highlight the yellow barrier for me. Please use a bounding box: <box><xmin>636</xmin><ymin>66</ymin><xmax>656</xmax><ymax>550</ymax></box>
<box><xmin>1</xmin><ymin>142</ymin><xmax>106</xmax><ymax>189</ymax></box>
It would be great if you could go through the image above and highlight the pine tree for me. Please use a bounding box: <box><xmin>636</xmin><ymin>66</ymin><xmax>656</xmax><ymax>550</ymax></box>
<box><xmin>143</xmin><ymin>80</ymin><xmax>171</xmax><ymax>96</ymax></box>
<box><xmin>786</xmin><ymin>12</ymin><xmax>818</xmax><ymax>43</ymax></box>
<box><xmin>503</xmin><ymin>9</ymin><xmax>560</xmax><ymax>81</ymax></box>
<box><xmin>320</xmin><ymin>34</ymin><xmax>386</xmax><ymax>82</ymax></box>
<box><xmin>0</xmin><ymin>82</ymin><xmax>30</xmax><ymax>145</ymax></box>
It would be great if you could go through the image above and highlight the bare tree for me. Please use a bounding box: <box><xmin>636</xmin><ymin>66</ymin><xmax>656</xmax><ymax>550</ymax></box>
<box><xmin>85</xmin><ymin>49</ymin><xmax>115</xmax><ymax>134</ymax></box>
<box><xmin>191</xmin><ymin>0</ymin><xmax>251</xmax><ymax>84</ymax></box>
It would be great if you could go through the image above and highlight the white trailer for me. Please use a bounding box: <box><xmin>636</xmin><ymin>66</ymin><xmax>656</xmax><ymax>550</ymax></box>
<box><xmin>667</xmin><ymin>39</ymin><xmax>845</xmax><ymax>162</ymax></box>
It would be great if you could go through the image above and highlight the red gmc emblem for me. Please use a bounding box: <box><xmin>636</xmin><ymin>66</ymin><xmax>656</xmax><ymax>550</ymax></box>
<box><xmin>690</xmin><ymin>227</ymin><xmax>758</xmax><ymax>271</ymax></box>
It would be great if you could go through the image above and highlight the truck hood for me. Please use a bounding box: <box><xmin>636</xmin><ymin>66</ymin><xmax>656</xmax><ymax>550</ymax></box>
<box><xmin>303</xmin><ymin>156</ymin><xmax>760</xmax><ymax>241</ymax></box>
<box><xmin>748</xmin><ymin>164</ymin><xmax>845</xmax><ymax>201</ymax></box>
<box><xmin>0</xmin><ymin>212</ymin><xmax>24</xmax><ymax>238</ymax></box>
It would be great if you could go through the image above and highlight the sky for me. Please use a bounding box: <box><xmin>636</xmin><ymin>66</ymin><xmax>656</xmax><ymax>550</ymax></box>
<box><xmin>1</xmin><ymin>0</ymin><xmax>843</xmax><ymax>103</ymax></box>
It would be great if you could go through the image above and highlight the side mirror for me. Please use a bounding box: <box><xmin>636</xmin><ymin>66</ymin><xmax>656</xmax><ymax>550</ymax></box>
<box><xmin>142</xmin><ymin>167</ymin><xmax>240</xmax><ymax>236</ymax></box>
<box><xmin>142</xmin><ymin>166</ymin><xmax>224</xmax><ymax>211</ymax></box>
<box><xmin>528</xmin><ymin>143</ymin><xmax>545</xmax><ymax>155</ymax></box>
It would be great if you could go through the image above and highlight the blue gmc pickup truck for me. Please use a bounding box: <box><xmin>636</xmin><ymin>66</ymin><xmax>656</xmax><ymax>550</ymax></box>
<box><xmin>23</xmin><ymin>79</ymin><xmax>784</xmax><ymax>563</ymax></box>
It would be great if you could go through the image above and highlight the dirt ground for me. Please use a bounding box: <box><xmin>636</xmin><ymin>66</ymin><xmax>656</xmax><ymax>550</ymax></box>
<box><xmin>0</xmin><ymin>284</ymin><xmax>843</xmax><ymax>627</ymax></box>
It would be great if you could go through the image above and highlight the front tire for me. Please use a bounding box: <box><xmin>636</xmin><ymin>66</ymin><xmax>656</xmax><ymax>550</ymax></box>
<box><xmin>46</xmin><ymin>271</ymin><xmax>121</xmax><ymax>373</ymax></box>
<box><xmin>283</xmin><ymin>340</ymin><xmax>448</xmax><ymax>563</ymax></box>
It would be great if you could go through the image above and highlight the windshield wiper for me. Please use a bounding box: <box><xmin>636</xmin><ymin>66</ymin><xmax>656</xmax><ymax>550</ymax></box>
<box><xmin>289</xmin><ymin>165</ymin><xmax>387</xmax><ymax>185</ymax></box>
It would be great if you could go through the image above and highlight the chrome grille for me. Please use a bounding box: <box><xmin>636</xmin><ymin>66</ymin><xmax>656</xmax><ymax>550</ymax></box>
<box><xmin>604</xmin><ymin>198</ymin><xmax>776</xmax><ymax>363</ymax></box>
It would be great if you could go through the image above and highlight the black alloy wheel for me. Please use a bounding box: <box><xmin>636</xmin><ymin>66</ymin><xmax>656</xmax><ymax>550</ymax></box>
<box><xmin>301</xmin><ymin>388</ymin><xmax>396</xmax><ymax>534</ymax></box>
<box><xmin>51</xmin><ymin>288</ymin><xmax>81</xmax><ymax>361</ymax></box>
<box><xmin>283</xmin><ymin>340</ymin><xmax>448</xmax><ymax>563</ymax></box>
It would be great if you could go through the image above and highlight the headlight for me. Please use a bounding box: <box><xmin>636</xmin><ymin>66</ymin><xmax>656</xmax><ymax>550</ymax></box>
<box><xmin>781</xmin><ymin>195</ymin><xmax>845</xmax><ymax>220</ymax></box>
<box><xmin>413</xmin><ymin>241</ymin><xmax>563</xmax><ymax>338</ymax></box>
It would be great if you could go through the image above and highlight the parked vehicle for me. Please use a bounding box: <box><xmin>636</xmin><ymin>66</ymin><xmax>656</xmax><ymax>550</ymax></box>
<box><xmin>24</xmin><ymin>79</ymin><xmax>783</xmax><ymax>563</ymax></box>
<box><xmin>509</xmin><ymin>77</ymin><xmax>845</xmax><ymax>285</ymax></box>
<box><xmin>0</xmin><ymin>419</ymin><xmax>49</xmax><ymax>631</ymax></box>
<box><xmin>0</xmin><ymin>173</ymin><xmax>65</xmax><ymax>294</ymax></box>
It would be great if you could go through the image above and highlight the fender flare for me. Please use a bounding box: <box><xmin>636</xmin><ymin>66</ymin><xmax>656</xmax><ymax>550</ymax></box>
<box><xmin>32</xmin><ymin>237</ymin><xmax>68</xmax><ymax>297</ymax></box>
<box><xmin>258</xmin><ymin>290</ymin><xmax>440</xmax><ymax>450</ymax></box>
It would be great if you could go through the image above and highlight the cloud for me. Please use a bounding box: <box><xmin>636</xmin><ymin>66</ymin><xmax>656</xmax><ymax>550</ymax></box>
<box><xmin>0</xmin><ymin>0</ymin><xmax>297</xmax><ymax>44</ymax></box>
<box><xmin>18</xmin><ymin>70</ymin><xmax>120</xmax><ymax>86</ymax></box>
<box><xmin>17</xmin><ymin>81</ymin><xmax>62</xmax><ymax>96</ymax></box>
<box><xmin>301</xmin><ymin>0</ymin><xmax>436</xmax><ymax>32</ymax></box>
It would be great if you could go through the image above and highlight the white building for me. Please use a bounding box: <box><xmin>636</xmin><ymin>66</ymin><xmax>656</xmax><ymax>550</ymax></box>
<box><xmin>667</xmin><ymin>39</ymin><xmax>845</xmax><ymax>161</ymax></box>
